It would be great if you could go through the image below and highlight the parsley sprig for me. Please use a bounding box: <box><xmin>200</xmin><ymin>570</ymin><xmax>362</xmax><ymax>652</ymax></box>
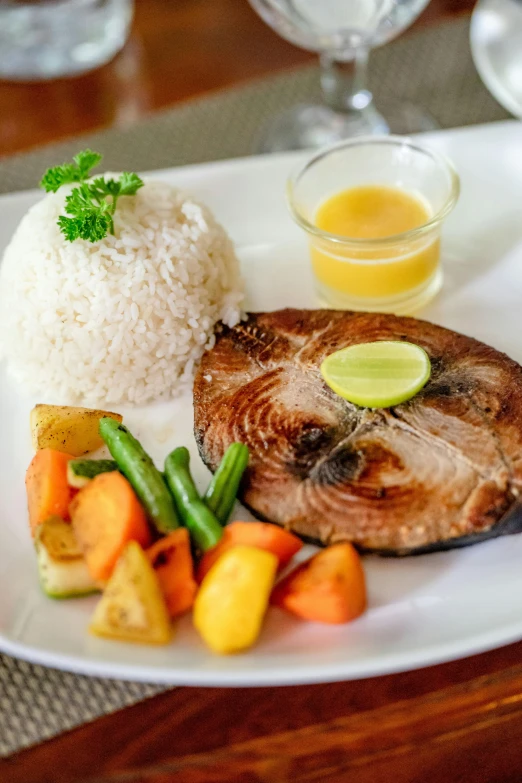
<box><xmin>40</xmin><ymin>150</ymin><xmax>144</xmax><ymax>243</ymax></box>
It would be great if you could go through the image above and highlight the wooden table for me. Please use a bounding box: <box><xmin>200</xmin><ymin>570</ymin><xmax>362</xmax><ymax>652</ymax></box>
<box><xmin>5</xmin><ymin>2</ymin><xmax>517</xmax><ymax>781</ymax></box>
<box><xmin>3</xmin><ymin>639</ymin><xmax>522</xmax><ymax>782</ymax></box>
<box><xmin>0</xmin><ymin>0</ymin><xmax>475</xmax><ymax>157</ymax></box>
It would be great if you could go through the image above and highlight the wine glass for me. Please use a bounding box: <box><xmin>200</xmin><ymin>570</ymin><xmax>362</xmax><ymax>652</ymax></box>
<box><xmin>248</xmin><ymin>0</ymin><xmax>436</xmax><ymax>151</ymax></box>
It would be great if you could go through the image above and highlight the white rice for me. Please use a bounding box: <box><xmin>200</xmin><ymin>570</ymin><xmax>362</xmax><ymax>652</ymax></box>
<box><xmin>0</xmin><ymin>179</ymin><xmax>244</xmax><ymax>405</ymax></box>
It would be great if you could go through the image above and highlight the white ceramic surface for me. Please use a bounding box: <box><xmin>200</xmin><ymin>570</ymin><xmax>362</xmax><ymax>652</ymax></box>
<box><xmin>471</xmin><ymin>0</ymin><xmax>522</xmax><ymax>119</ymax></box>
<box><xmin>2</xmin><ymin>120</ymin><xmax>522</xmax><ymax>685</ymax></box>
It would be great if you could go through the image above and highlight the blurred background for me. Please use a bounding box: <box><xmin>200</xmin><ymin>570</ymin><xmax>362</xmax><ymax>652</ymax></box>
<box><xmin>0</xmin><ymin>0</ymin><xmax>480</xmax><ymax>157</ymax></box>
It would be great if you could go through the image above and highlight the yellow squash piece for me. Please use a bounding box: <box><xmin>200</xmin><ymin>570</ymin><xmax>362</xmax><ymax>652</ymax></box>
<box><xmin>89</xmin><ymin>541</ymin><xmax>172</xmax><ymax>645</ymax></box>
<box><xmin>194</xmin><ymin>544</ymin><xmax>278</xmax><ymax>655</ymax></box>
<box><xmin>30</xmin><ymin>404</ymin><xmax>122</xmax><ymax>456</ymax></box>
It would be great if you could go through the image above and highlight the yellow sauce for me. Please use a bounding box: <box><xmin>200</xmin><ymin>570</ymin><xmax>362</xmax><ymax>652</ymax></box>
<box><xmin>312</xmin><ymin>185</ymin><xmax>440</xmax><ymax>300</ymax></box>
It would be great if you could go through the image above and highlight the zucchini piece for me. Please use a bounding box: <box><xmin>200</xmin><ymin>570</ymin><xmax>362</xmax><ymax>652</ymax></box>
<box><xmin>67</xmin><ymin>459</ymin><xmax>119</xmax><ymax>489</ymax></box>
<box><xmin>35</xmin><ymin>516</ymin><xmax>99</xmax><ymax>599</ymax></box>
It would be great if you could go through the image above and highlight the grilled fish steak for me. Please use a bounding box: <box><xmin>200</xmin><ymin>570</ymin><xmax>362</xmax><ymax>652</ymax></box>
<box><xmin>193</xmin><ymin>309</ymin><xmax>522</xmax><ymax>554</ymax></box>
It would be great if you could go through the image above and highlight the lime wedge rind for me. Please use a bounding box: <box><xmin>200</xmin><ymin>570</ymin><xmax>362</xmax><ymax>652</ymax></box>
<box><xmin>321</xmin><ymin>341</ymin><xmax>431</xmax><ymax>409</ymax></box>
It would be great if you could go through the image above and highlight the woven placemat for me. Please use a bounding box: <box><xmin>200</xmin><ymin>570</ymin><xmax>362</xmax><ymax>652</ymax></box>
<box><xmin>0</xmin><ymin>655</ymin><xmax>165</xmax><ymax>756</ymax></box>
<box><xmin>0</xmin><ymin>16</ymin><xmax>512</xmax><ymax>759</ymax></box>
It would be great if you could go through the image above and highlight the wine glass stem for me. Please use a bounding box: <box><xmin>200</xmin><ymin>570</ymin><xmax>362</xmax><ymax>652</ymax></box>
<box><xmin>320</xmin><ymin>50</ymin><xmax>373</xmax><ymax>115</ymax></box>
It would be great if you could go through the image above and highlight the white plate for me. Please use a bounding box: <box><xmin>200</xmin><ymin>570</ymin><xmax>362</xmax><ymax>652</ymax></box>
<box><xmin>2</xmin><ymin>120</ymin><xmax>522</xmax><ymax>686</ymax></box>
<box><xmin>471</xmin><ymin>0</ymin><xmax>522</xmax><ymax>119</ymax></box>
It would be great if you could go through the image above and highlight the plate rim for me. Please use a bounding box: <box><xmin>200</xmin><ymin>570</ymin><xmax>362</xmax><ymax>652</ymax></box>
<box><xmin>3</xmin><ymin>619</ymin><xmax>522</xmax><ymax>686</ymax></box>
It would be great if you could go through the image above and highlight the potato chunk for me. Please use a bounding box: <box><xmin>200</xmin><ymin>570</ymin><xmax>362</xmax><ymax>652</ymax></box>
<box><xmin>30</xmin><ymin>404</ymin><xmax>122</xmax><ymax>456</ymax></box>
<box><xmin>89</xmin><ymin>541</ymin><xmax>172</xmax><ymax>645</ymax></box>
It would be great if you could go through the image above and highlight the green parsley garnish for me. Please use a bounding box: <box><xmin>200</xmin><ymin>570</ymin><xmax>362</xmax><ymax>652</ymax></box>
<box><xmin>40</xmin><ymin>150</ymin><xmax>144</xmax><ymax>243</ymax></box>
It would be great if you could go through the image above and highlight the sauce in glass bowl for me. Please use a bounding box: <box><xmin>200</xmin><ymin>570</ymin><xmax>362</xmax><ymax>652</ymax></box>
<box><xmin>288</xmin><ymin>137</ymin><xmax>460</xmax><ymax>314</ymax></box>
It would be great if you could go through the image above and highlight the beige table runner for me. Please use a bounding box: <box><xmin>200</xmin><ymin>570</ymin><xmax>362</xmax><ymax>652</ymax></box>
<box><xmin>0</xmin><ymin>16</ymin><xmax>512</xmax><ymax>759</ymax></box>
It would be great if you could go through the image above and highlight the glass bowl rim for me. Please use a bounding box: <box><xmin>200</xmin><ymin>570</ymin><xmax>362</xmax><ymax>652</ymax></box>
<box><xmin>286</xmin><ymin>135</ymin><xmax>461</xmax><ymax>246</ymax></box>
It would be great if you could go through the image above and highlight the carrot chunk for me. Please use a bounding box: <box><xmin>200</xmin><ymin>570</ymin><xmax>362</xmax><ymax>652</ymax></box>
<box><xmin>26</xmin><ymin>448</ymin><xmax>75</xmax><ymax>536</ymax></box>
<box><xmin>271</xmin><ymin>543</ymin><xmax>367</xmax><ymax>624</ymax></box>
<box><xmin>70</xmin><ymin>471</ymin><xmax>151</xmax><ymax>583</ymax></box>
<box><xmin>197</xmin><ymin>521</ymin><xmax>302</xmax><ymax>582</ymax></box>
<box><xmin>146</xmin><ymin>529</ymin><xmax>198</xmax><ymax>618</ymax></box>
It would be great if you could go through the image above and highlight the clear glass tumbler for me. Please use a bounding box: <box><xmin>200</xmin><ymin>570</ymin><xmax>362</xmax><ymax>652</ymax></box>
<box><xmin>287</xmin><ymin>137</ymin><xmax>460</xmax><ymax>314</ymax></box>
<box><xmin>0</xmin><ymin>0</ymin><xmax>134</xmax><ymax>81</ymax></box>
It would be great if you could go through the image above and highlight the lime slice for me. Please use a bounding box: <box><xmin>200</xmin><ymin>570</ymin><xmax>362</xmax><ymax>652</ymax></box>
<box><xmin>320</xmin><ymin>341</ymin><xmax>431</xmax><ymax>408</ymax></box>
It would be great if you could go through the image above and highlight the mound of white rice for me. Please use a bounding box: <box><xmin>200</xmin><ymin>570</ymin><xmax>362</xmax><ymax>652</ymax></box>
<box><xmin>0</xmin><ymin>179</ymin><xmax>243</xmax><ymax>405</ymax></box>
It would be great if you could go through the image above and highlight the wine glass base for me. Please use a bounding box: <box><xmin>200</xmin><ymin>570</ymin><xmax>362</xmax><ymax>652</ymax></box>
<box><xmin>255</xmin><ymin>102</ymin><xmax>438</xmax><ymax>153</ymax></box>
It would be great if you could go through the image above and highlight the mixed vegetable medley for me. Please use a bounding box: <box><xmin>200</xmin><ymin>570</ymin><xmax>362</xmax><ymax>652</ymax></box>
<box><xmin>26</xmin><ymin>404</ymin><xmax>367</xmax><ymax>654</ymax></box>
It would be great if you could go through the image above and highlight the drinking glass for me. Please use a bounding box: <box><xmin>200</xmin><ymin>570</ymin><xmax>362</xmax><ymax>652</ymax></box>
<box><xmin>0</xmin><ymin>0</ymin><xmax>134</xmax><ymax>81</ymax></box>
<box><xmin>248</xmin><ymin>0</ymin><xmax>436</xmax><ymax>151</ymax></box>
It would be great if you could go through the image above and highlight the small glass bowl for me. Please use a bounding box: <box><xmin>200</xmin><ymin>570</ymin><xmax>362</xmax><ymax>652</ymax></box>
<box><xmin>287</xmin><ymin>136</ymin><xmax>460</xmax><ymax>314</ymax></box>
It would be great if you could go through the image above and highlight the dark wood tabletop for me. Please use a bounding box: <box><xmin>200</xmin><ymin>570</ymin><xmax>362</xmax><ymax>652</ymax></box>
<box><xmin>5</xmin><ymin>2</ymin><xmax>516</xmax><ymax>782</ymax></box>
<box><xmin>0</xmin><ymin>0</ymin><xmax>474</xmax><ymax>157</ymax></box>
<box><xmin>3</xmin><ymin>639</ymin><xmax>522</xmax><ymax>782</ymax></box>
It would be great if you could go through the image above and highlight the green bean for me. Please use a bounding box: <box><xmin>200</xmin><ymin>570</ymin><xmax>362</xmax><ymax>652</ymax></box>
<box><xmin>204</xmin><ymin>443</ymin><xmax>249</xmax><ymax>525</ymax></box>
<box><xmin>164</xmin><ymin>447</ymin><xmax>223</xmax><ymax>551</ymax></box>
<box><xmin>99</xmin><ymin>417</ymin><xmax>179</xmax><ymax>534</ymax></box>
<box><xmin>184</xmin><ymin>500</ymin><xmax>224</xmax><ymax>552</ymax></box>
